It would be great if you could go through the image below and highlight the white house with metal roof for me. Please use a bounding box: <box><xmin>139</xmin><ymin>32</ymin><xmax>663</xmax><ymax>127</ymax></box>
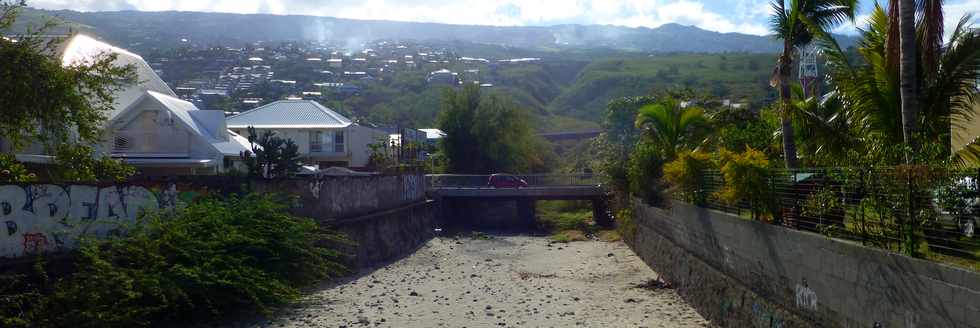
<box><xmin>226</xmin><ymin>100</ymin><xmax>388</xmax><ymax>169</ymax></box>
<box><xmin>13</xmin><ymin>34</ymin><xmax>251</xmax><ymax>175</ymax></box>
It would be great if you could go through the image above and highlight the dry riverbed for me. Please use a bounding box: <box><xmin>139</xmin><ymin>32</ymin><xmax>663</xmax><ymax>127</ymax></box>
<box><xmin>242</xmin><ymin>234</ymin><xmax>709</xmax><ymax>328</ymax></box>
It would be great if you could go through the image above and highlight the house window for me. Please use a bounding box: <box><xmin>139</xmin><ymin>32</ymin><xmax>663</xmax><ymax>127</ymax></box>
<box><xmin>334</xmin><ymin>131</ymin><xmax>345</xmax><ymax>153</ymax></box>
<box><xmin>310</xmin><ymin>131</ymin><xmax>323</xmax><ymax>152</ymax></box>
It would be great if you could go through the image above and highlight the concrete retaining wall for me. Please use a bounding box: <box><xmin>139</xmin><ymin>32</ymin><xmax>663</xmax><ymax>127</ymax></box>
<box><xmin>629</xmin><ymin>200</ymin><xmax>980</xmax><ymax>328</ymax></box>
<box><xmin>0</xmin><ymin>174</ymin><xmax>429</xmax><ymax>263</ymax></box>
<box><xmin>256</xmin><ymin>174</ymin><xmax>425</xmax><ymax>221</ymax></box>
<box><xmin>328</xmin><ymin>200</ymin><xmax>437</xmax><ymax>267</ymax></box>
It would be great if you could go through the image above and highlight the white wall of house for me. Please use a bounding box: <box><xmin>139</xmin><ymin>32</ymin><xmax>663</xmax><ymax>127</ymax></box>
<box><xmin>104</xmin><ymin>97</ymin><xmax>228</xmax><ymax>173</ymax></box>
<box><xmin>110</xmin><ymin>109</ymin><xmax>192</xmax><ymax>156</ymax></box>
<box><xmin>349</xmin><ymin>125</ymin><xmax>390</xmax><ymax>168</ymax></box>
<box><xmin>234</xmin><ymin>125</ymin><xmax>388</xmax><ymax>168</ymax></box>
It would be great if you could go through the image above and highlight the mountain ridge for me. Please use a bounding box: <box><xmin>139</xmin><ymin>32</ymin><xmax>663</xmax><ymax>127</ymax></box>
<box><xmin>16</xmin><ymin>8</ymin><xmax>857</xmax><ymax>54</ymax></box>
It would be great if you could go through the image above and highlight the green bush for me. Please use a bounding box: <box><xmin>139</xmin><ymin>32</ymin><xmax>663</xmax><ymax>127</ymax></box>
<box><xmin>663</xmin><ymin>150</ymin><xmax>714</xmax><ymax>205</ymax></box>
<box><xmin>51</xmin><ymin>144</ymin><xmax>135</xmax><ymax>182</ymax></box>
<box><xmin>627</xmin><ymin>140</ymin><xmax>667</xmax><ymax>207</ymax></box>
<box><xmin>0</xmin><ymin>154</ymin><xmax>35</xmax><ymax>183</ymax></box>
<box><xmin>34</xmin><ymin>194</ymin><xmax>348</xmax><ymax>328</ymax></box>
<box><xmin>714</xmin><ymin>148</ymin><xmax>775</xmax><ymax>221</ymax></box>
<box><xmin>616</xmin><ymin>208</ymin><xmax>636</xmax><ymax>243</ymax></box>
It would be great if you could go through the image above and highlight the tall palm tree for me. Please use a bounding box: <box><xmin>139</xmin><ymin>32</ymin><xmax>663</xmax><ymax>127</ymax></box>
<box><xmin>898</xmin><ymin>0</ymin><xmax>919</xmax><ymax>161</ymax></box>
<box><xmin>769</xmin><ymin>0</ymin><xmax>857</xmax><ymax>168</ymax></box>
<box><xmin>812</xmin><ymin>4</ymin><xmax>980</xmax><ymax>165</ymax></box>
<box><xmin>634</xmin><ymin>96</ymin><xmax>709</xmax><ymax>160</ymax></box>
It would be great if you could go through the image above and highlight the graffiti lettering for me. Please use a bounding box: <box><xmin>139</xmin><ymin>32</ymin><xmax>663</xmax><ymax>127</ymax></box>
<box><xmin>0</xmin><ymin>184</ymin><xmax>177</xmax><ymax>258</ymax></box>
<box><xmin>403</xmin><ymin>175</ymin><xmax>422</xmax><ymax>202</ymax></box>
<box><xmin>795</xmin><ymin>280</ymin><xmax>818</xmax><ymax>311</ymax></box>
<box><xmin>309</xmin><ymin>180</ymin><xmax>324</xmax><ymax>199</ymax></box>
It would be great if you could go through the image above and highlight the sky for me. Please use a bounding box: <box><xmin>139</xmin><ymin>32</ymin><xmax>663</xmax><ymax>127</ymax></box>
<box><xmin>27</xmin><ymin>0</ymin><xmax>980</xmax><ymax>36</ymax></box>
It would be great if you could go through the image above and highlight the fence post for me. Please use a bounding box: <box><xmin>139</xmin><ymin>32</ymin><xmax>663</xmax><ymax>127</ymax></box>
<box><xmin>859</xmin><ymin>169</ymin><xmax>867</xmax><ymax>245</ymax></box>
<box><xmin>906</xmin><ymin>167</ymin><xmax>916</xmax><ymax>257</ymax></box>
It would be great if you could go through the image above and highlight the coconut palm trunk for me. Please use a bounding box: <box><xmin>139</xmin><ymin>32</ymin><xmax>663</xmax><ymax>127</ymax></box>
<box><xmin>898</xmin><ymin>0</ymin><xmax>919</xmax><ymax>161</ymax></box>
<box><xmin>778</xmin><ymin>50</ymin><xmax>800</xmax><ymax>168</ymax></box>
<box><xmin>768</xmin><ymin>0</ymin><xmax>855</xmax><ymax>169</ymax></box>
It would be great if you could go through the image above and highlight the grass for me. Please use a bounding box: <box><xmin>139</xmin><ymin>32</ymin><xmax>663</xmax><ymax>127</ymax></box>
<box><xmin>550</xmin><ymin>230</ymin><xmax>589</xmax><ymax>243</ymax></box>
<box><xmin>537</xmin><ymin>200</ymin><xmax>620</xmax><ymax>243</ymax></box>
<box><xmin>597</xmin><ymin>230</ymin><xmax>622</xmax><ymax>242</ymax></box>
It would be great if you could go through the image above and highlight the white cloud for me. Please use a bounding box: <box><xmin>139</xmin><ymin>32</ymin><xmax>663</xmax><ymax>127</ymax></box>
<box><xmin>23</xmin><ymin>0</ymin><xmax>798</xmax><ymax>36</ymax></box>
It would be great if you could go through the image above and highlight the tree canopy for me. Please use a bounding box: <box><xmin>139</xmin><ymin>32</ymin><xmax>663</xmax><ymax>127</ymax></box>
<box><xmin>436</xmin><ymin>84</ymin><xmax>551</xmax><ymax>174</ymax></box>
<box><xmin>0</xmin><ymin>1</ymin><xmax>136</xmax><ymax>151</ymax></box>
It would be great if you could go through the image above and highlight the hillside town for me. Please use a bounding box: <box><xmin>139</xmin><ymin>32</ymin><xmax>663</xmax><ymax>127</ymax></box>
<box><xmin>147</xmin><ymin>39</ymin><xmax>540</xmax><ymax>115</ymax></box>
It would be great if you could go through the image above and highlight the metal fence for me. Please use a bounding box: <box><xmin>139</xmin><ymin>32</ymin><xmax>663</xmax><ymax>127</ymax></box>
<box><xmin>678</xmin><ymin>167</ymin><xmax>980</xmax><ymax>270</ymax></box>
<box><xmin>426</xmin><ymin>174</ymin><xmax>601</xmax><ymax>189</ymax></box>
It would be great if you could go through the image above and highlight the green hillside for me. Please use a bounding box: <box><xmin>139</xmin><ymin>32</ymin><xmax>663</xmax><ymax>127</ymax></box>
<box><xmin>548</xmin><ymin>53</ymin><xmax>777</xmax><ymax>121</ymax></box>
<box><xmin>231</xmin><ymin>53</ymin><xmax>777</xmax><ymax>132</ymax></box>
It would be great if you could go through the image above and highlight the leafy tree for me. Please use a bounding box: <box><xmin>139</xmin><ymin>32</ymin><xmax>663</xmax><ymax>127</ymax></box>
<box><xmin>241</xmin><ymin>126</ymin><xmax>301</xmax><ymax>178</ymax></box>
<box><xmin>634</xmin><ymin>95</ymin><xmax>709</xmax><ymax>160</ymax></box>
<box><xmin>769</xmin><ymin>0</ymin><xmax>856</xmax><ymax>168</ymax></box>
<box><xmin>437</xmin><ymin>84</ymin><xmax>545</xmax><ymax>173</ymax></box>
<box><xmin>627</xmin><ymin>140</ymin><xmax>667</xmax><ymax>207</ymax></box>
<box><xmin>0</xmin><ymin>1</ymin><xmax>136</xmax><ymax>150</ymax></box>
<box><xmin>712</xmin><ymin>105</ymin><xmax>779</xmax><ymax>156</ymax></box>
<box><xmin>593</xmin><ymin>96</ymin><xmax>655</xmax><ymax>200</ymax></box>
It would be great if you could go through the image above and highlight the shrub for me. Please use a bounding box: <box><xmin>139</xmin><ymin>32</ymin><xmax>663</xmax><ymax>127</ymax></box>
<box><xmin>627</xmin><ymin>140</ymin><xmax>667</xmax><ymax>206</ymax></box>
<box><xmin>663</xmin><ymin>150</ymin><xmax>713</xmax><ymax>205</ymax></box>
<box><xmin>36</xmin><ymin>194</ymin><xmax>349</xmax><ymax>328</ymax></box>
<box><xmin>714</xmin><ymin>148</ymin><xmax>775</xmax><ymax>220</ymax></box>
<box><xmin>616</xmin><ymin>208</ymin><xmax>636</xmax><ymax>243</ymax></box>
<box><xmin>51</xmin><ymin>144</ymin><xmax>135</xmax><ymax>182</ymax></box>
<box><xmin>0</xmin><ymin>154</ymin><xmax>35</xmax><ymax>183</ymax></box>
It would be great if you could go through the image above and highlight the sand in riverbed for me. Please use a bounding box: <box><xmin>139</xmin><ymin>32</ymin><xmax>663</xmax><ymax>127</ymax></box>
<box><xmin>247</xmin><ymin>235</ymin><xmax>710</xmax><ymax>328</ymax></box>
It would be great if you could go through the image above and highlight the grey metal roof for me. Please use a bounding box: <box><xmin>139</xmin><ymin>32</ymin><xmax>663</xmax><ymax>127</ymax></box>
<box><xmin>227</xmin><ymin>100</ymin><xmax>352</xmax><ymax>129</ymax></box>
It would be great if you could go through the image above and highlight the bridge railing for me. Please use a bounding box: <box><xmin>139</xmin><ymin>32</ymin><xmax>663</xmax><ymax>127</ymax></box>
<box><xmin>426</xmin><ymin>174</ymin><xmax>600</xmax><ymax>189</ymax></box>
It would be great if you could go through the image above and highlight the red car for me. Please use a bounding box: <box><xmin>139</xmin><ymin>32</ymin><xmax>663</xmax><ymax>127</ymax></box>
<box><xmin>487</xmin><ymin>174</ymin><xmax>528</xmax><ymax>188</ymax></box>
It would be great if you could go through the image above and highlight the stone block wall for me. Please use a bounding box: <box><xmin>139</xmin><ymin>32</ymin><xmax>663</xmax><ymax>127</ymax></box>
<box><xmin>629</xmin><ymin>200</ymin><xmax>980</xmax><ymax>328</ymax></box>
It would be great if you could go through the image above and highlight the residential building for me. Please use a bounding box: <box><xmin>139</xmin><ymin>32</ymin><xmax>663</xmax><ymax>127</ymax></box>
<box><xmin>13</xmin><ymin>34</ymin><xmax>251</xmax><ymax>175</ymax></box>
<box><xmin>427</xmin><ymin>69</ymin><xmax>457</xmax><ymax>85</ymax></box>
<box><xmin>226</xmin><ymin>100</ymin><xmax>388</xmax><ymax>169</ymax></box>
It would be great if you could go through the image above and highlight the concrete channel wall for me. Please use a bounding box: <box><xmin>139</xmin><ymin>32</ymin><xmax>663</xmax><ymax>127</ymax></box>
<box><xmin>628</xmin><ymin>199</ymin><xmax>980</xmax><ymax>328</ymax></box>
<box><xmin>0</xmin><ymin>174</ymin><xmax>433</xmax><ymax>268</ymax></box>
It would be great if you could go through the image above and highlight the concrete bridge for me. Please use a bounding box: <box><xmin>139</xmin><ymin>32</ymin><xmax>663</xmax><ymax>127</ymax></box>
<box><xmin>426</xmin><ymin>175</ymin><xmax>611</xmax><ymax>228</ymax></box>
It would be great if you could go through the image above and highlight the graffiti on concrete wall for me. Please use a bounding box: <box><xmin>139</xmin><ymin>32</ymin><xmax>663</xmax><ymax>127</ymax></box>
<box><xmin>309</xmin><ymin>180</ymin><xmax>324</xmax><ymax>199</ymax></box>
<box><xmin>403</xmin><ymin>174</ymin><xmax>422</xmax><ymax>202</ymax></box>
<box><xmin>0</xmin><ymin>184</ymin><xmax>188</xmax><ymax>259</ymax></box>
<box><xmin>794</xmin><ymin>279</ymin><xmax>818</xmax><ymax>311</ymax></box>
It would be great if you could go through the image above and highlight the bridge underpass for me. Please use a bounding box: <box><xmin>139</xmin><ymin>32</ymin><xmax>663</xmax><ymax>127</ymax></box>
<box><xmin>426</xmin><ymin>175</ymin><xmax>611</xmax><ymax>229</ymax></box>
